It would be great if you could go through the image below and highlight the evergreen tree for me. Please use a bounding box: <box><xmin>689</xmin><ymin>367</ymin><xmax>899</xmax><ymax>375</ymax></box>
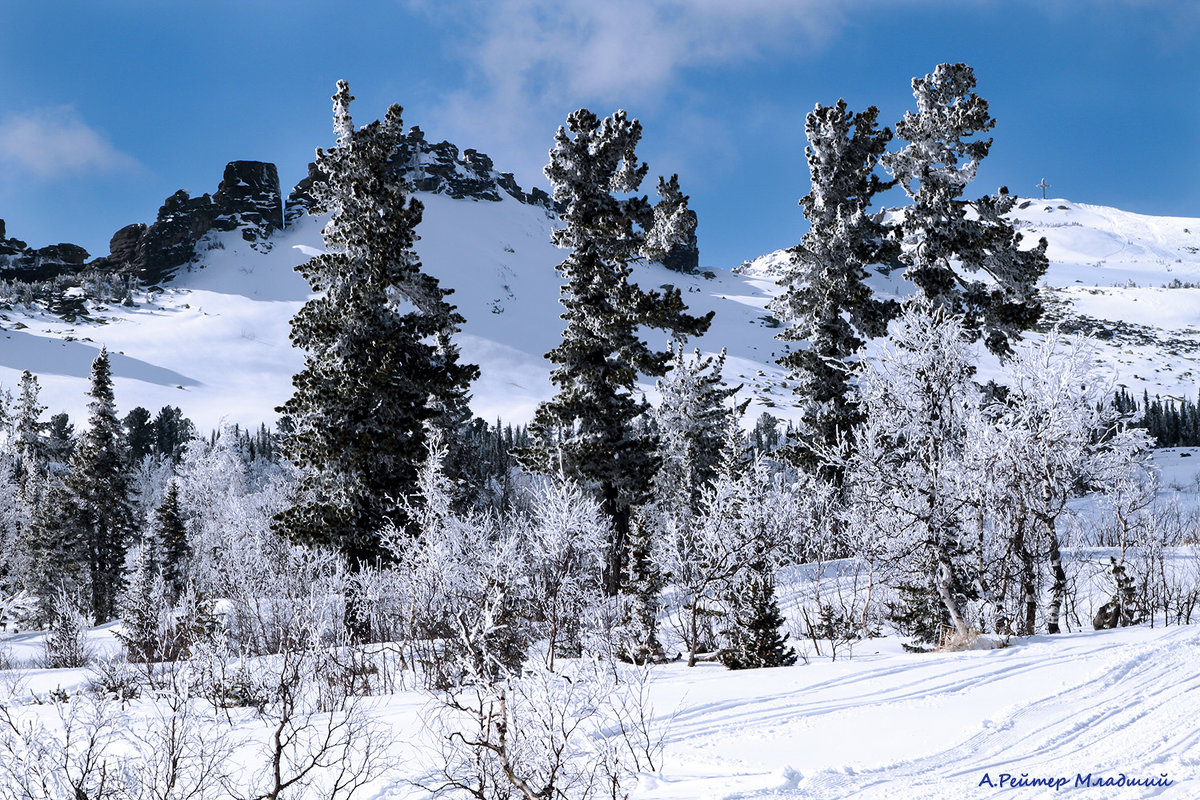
<box><xmin>123</xmin><ymin>406</ymin><xmax>155</xmax><ymax>462</ymax></box>
<box><xmin>625</xmin><ymin>524</ymin><xmax>667</xmax><ymax>665</ymax></box>
<box><xmin>773</xmin><ymin>100</ymin><xmax>897</xmax><ymax>471</ymax></box>
<box><xmin>719</xmin><ymin>565</ymin><xmax>797</xmax><ymax>670</ymax></box>
<box><xmin>652</xmin><ymin>344</ymin><xmax>740</xmax><ymax>516</ymax></box>
<box><xmin>117</xmin><ymin>543</ymin><xmax>169</xmax><ymax>662</ymax></box>
<box><xmin>644</xmin><ymin>174</ymin><xmax>699</xmax><ymax>273</ymax></box>
<box><xmin>882</xmin><ymin>63</ymin><xmax>1048</xmax><ymax>355</ymax></box>
<box><xmin>276</xmin><ymin>81</ymin><xmax>477</xmax><ymax>568</ymax></box>
<box><xmin>45</xmin><ymin>413</ymin><xmax>75</xmax><ymax>472</ymax></box>
<box><xmin>152</xmin><ymin>406</ymin><xmax>192</xmax><ymax>461</ymax></box>
<box><xmin>61</xmin><ymin>348</ymin><xmax>138</xmax><ymax>623</ymax></box>
<box><xmin>12</xmin><ymin>370</ymin><xmax>46</xmax><ymax>487</ymax></box>
<box><xmin>45</xmin><ymin>591</ymin><xmax>90</xmax><ymax>669</ymax></box>
<box><xmin>155</xmin><ymin>480</ymin><xmax>189</xmax><ymax>602</ymax></box>
<box><xmin>524</xmin><ymin>109</ymin><xmax>712</xmax><ymax>593</ymax></box>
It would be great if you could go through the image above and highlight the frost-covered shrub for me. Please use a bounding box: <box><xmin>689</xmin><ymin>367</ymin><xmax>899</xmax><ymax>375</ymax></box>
<box><xmin>44</xmin><ymin>593</ymin><xmax>91</xmax><ymax>669</ymax></box>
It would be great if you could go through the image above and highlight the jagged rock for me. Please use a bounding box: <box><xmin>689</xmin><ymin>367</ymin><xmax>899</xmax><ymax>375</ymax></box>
<box><xmin>0</xmin><ymin>220</ymin><xmax>92</xmax><ymax>282</ymax></box>
<box><xmin>213</xmin><ymin>160</ymin><xmax>283</xmax><ymax>242</ymax></box>
<box><xmin>108</xmin><ymin>224</ymin><xmax>147</xmax><ymax>266</ymax></box>
<box><xmin>93</xmin><ymin>161</ymin><xmax>284</xmax><ymax>283</ymax></box>
<box><xmin>36</xmin><ymin>243</ymin><xmax>88</xmax><ymax>266</ymax></box>
<box><xmin>285</xmin><ymin>126</ymin><xmax>555</xmax><ymax>226</ymax></box>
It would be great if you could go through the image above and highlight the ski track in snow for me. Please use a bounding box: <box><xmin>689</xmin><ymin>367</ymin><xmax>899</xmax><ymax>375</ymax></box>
<box><xmin>643</xmin><ymin>625</ymin><xmax>1200</xmax><ymax>799</ymax></box>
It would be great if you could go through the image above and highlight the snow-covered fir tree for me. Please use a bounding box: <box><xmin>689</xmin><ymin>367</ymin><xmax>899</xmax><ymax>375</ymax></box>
<box><xmin>12</xmin><ymin>370</ymin><xmax>46</xmax><ymax>489</ymax></box>
<box><xmin>524</xmin><ymin>108</ymin><xmax>712</xmax><ymax>593</ymax></box>
<box><xmin>276</xmin><ymin>80</ymin><xmax>477</xmax><ymax>568</ymax></box>
<box><xmin>59</xmin><ymin>348</ymin><xmax>138</xmax><ymax>623</ymax></box>
<box><xmin>883</xmin><ymin>63</ymin><xmax>1047</xmax><ymax>355</ymax></box>
<box><xmin>44</xmin><ymin>590</ymin><xmax>90</xmax><ymax>668</ymax></box>
<box><xmin>651</xmin><ymin>344</ymin><xmax>740</xmax><ymax>516</ymax></box>
<box><xmin>154</xmin><ymin>480</ymin><xmax>189</xmax><ymax>602</ymax></box>
<box><xmin>123</xmin><ymin>406</ymin><xmax>155</xmax><ymax>462</ymax></box>
<box><xmin>773</xmin><ymin>100</ymin><xmax>897</xmax><ymax>471</ymax></box>
<box><xmin>117</xmin><ymin>542</ymin><xmax>170</xmax><ymax>662</ymax></box>
<box><xmin>719</xmin><ymin>566</ymin><xmax>797</xmax><ymax>670</ymax></box>
<box><xmin>643</xmin><ymin>173</ymin><xmax>699</xmax><ymax>273</ymax></box>
<box><xmin>152</xmin><ymin>405</ymin><xmax>191</xmax><ymax>462</ymax></box>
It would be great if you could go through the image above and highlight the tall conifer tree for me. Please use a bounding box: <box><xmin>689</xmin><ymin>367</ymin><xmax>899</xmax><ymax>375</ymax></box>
<box><xmin>524</xmin><ymin>109</ymin><xmax>712</xmax><ymax>593</ymax></box>
<box><xmin>883</xmin><ymin>63</ymin><xmax>1047</xmax><ymax>355</ymax></box>
<box><xmin>62</xmin><ymin>348</ymin><xmax>137</xmax><ymax>623</ymax></box>
<box><xmin>276</xmin><ymin>81</ymin><xmax>477</xmax><ymax>566</ymax></box>
<box><xmin>773</xmin><ymin>100</ymin><xmax>897</xmax><ymax>471</ymax></box>
<box><xmin>155</xmin><ymin>480</ymin><xmax>189</xmax><ymax>602</ymax></box>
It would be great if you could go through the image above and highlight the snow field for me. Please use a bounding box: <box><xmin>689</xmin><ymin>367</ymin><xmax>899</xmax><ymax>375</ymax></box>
<box><xmin>3</xmin><ymin>535</ymin><xmax>1199</xmax><ymax>799</ymax></box>
<box><xmin>6</xmin><ymin>195</ymin><xmax>1200</xmax><ymax>434</ymax></box>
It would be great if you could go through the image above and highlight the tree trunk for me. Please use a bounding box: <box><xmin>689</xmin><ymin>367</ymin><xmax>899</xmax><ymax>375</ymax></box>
<box><xmin>933</xmin><ymin>540</ymin><xmax>970</xmax><ymax>640</ymax></box>
<box><xmin>1046</xmin><ymin>523</ymin><xmax>1067</xmax><ymax>634</ymax></box>
<box><xmin>601</xmin><ymin>483</ymin><xmax>628</xmax><ymax>597</ymax></box>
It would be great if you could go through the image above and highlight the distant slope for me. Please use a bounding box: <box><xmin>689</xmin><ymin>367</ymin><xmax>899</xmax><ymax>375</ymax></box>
<box><xmin>3</xmin><ymin>194</ymin><xmax>1200</xmax><ymax>430</ymax></box>
<box><xmin>0</xmin><ymin>193</ymin><xmax>794</xmax><ymax>430</ymax></box>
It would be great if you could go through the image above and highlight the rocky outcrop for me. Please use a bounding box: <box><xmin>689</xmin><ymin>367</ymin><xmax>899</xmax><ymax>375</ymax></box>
<box><xmin>285</xmin><ymin>127</ymin><xmax>554</xmax><ymax>225</ymax></box>
<box><xmin>0</xmin><ymin>220</ymin><xmax>91</xmax><ymax>282</ymax></box>
<box><xmin>93</xmin><ymin>160</ymin><xmax>284</xmax><ymax>284</ymax></box>
<box><xmin>213</xmin><ymin>160</ymin><xmax>284</xmax><ymax>238</ymax></box>
<box><xmin>8</xmin><ymin>134</ymin><xmax>550</xmax><ymax>288</ymax></box>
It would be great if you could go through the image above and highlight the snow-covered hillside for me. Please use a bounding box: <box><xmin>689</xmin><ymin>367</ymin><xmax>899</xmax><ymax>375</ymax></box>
<box><xmin>3</xmin><ymin>193</ymin><xmax>1200</xmax><ymax>430</ymax></box>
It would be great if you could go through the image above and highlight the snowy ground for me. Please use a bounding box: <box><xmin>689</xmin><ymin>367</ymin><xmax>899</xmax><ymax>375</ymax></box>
<box><xmin>4</xmin><ymin>600</ymin><xmax>1196</xmax><ymax>799</ymax></box>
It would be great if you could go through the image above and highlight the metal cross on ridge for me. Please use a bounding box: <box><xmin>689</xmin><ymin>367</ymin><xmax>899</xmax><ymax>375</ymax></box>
<box><xmin>1037</xmin><ymin>178</ymin><xmax>1050</xmax><ymax>199</ymax></box>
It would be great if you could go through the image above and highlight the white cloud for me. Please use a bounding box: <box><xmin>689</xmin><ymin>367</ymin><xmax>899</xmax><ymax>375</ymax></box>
<box><xmin>413</xmin><ymin>0</ymin><xmax>854</xmax><ymax>192</ymax></box>
<box><xmin>0</xmin><ymin>107</ymin><xmax>137</xmax><ymax>180</ymax></box>
<box><xmin>460</xmin><ymin>0</ymin><xmax>847</xmax><ymax>106</ymax></box>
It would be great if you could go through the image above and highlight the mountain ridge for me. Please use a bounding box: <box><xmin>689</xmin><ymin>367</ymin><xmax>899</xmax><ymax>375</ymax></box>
<box><xmin>2</xmin><ymin>135</ymin><xmax>1198</xmax><ymax>433</ymax></box>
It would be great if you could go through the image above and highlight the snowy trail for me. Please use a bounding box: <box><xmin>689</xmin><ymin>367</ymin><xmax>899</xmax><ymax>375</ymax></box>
<box><xmin>644</xmin><ymin>624</ymin><xmax>1200</xmax><ymax>799</ymax></box>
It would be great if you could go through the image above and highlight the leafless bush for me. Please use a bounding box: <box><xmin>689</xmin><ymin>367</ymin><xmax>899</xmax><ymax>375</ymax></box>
<box><xmin>423</xmin><ymin>657</ymin><xmax>669</xmax><ymax>800</ymax></box>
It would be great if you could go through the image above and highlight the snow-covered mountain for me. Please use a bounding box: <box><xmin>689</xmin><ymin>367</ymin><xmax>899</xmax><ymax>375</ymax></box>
<box><xmin>3</xmin><ymin>140</ymin><xmax>1199</xmax><ymax>432</ymax></box>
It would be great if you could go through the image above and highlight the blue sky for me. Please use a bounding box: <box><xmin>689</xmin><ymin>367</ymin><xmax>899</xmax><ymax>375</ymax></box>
<box><xmin>2</xmin><ymin>0</ymin><xmax>1198</xmax><ymax>270</ymax></box>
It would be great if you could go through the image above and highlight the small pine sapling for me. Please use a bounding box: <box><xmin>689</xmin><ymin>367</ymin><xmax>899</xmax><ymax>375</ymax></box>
<box><xmin>720</xmin><ymin>565</ymin><xmax>797</xmax><ymax>670</ymax></box>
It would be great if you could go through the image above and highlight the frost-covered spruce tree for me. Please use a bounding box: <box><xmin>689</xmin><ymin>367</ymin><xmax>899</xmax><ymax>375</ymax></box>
<box><xmin>12</xmin><ymin>370</ymin><xmax>47</xmax><ymax>488</ymax></box>
<box><xmin>643</xmin><ymin>174</ymin><xmax>699</xmax><ymax>273</ymax></box>
<box><xmin>525</xmin><ymin>109</ymin><xmax>712</xmax><ymax>593</ymax></box>
<box><xmin>651</xmin><ymin>344</ymin><xmax>739</xmax><ymax>516</ymax></box>
<box><xmin>60</xmin><ymin>348</ymin><xmax>137</xmax><ymax>623</ymax></box>
<box><xmin>123</xmin><ymin>406</ymin><xmax>155</xmax><ymax>462</ymax></box>
<box><xmin>45</xmin><ymin>591</ymin><xmax>91</xmax><ymax>668</ymax></box>
<box><xmin>154</xmin><ymin>480</ymin><xmax>189</xmax><ymax>602</ymax></box>
<box><xmin>276</xmin><ymin>81</ymin><xmax>477</xmax><ymax>568</ymax></box>
<box><xmin>773</xmin><ymin>101</ymin><xmax>897</xmax><ymax>471</ymax></box>
<box><xmin>117</xmin><ymin>543</ymin><xmax>169</xmax><ymax>662</ymax></box>
<box><xmin>620</xmin><ymin>514</ymin><xmax>667</xmax><ymax>664</ymax></box>
<box><xmin>847</xmin><ymin>302</ymin><xmax>980</xmax><ymax>646</ymax></box>
<box><xmin>152</xmin><ymin>405</ymin><xmax>191</xmax><ymax>463</ymax></box>
<box><xmin>883</xmin><ymin>63</ymin><xmax>1047</xmax><ymax>355</ymax></box>
<box><xmin>720</xmin><ymin>567</ymin><xmax>796</xmax><ymax>670</ymax></box>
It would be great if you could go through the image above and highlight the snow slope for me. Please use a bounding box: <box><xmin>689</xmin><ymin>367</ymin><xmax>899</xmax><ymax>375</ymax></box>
<box><xmin>3</xmin><ymin>194</ymin><xmax>1200</xmax><ymax>429</ymax></box>
<box><xmin>0</xmin><ymin>193</ymin><xmax>796</xmax><ymax>430</ymax></box>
